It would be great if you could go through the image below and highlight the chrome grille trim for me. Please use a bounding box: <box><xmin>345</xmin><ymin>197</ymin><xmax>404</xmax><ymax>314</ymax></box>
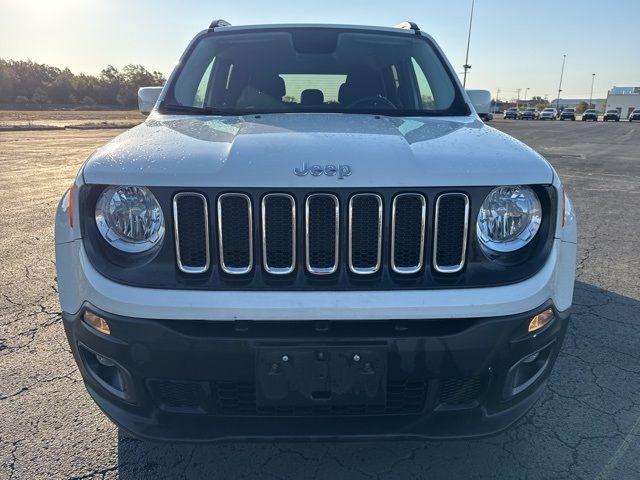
<box><xmin>433</xmin><ymin>193</ymin><xmax>470</xmax><ymax>274</ymax></box>
<box><xmin>172</xmin><ymin>192</ymin><xmax>210</xmax><ymax>274</ymax></box>
<box><xmin>305</xmin><ymin>193</ymin><xmax>339</xmax><ymax>275</ymax></box>
<box><xmin>261</xmin><ymin>193</ymin><xmax>296</xmax><ymax>275</ymax></box>
<box><xmin>348</xmin><ymin>193</ymin><xmax>383</xmax><ymax>274</ymax></box>
<box><xmin>217</xmin><ymin>193</ymin><xmax>253</xmax><ymax>275</ymax></box>
<box><xmin>391</xmin><ymin>193</ymin><xmax>426</xmax><ymax>274</ymax></box>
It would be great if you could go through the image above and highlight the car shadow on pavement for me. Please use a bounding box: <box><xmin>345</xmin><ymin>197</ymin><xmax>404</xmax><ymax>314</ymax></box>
<box><xmin>115</xmin><ymin>280</ymin><xmax>640</xmax><ymax>480</ymax></box>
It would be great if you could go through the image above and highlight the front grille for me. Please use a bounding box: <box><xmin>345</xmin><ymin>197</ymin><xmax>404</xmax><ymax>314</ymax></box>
<box><xmin>171</xmin><ymin>189</ymin><xmax>471</xmax><ymax>280</ymax></box>
<box><xmin>173</xmin><ymin>193</ymin><xmax>210</xmax><ymax>273</ymax></box>
<box><xmin>217</xmin><ymin>193</ymin><xmax>253</xmax><ymax>274</ymax></box>
<box><xmin>433</xmin><ymin>193</ymin><xmax>469</xmax><ymax>273</ymax></box>
<box><xmin>212</xmin><ymin>381</ymin><xmax>427</xmax><ymax>416</ymax></box>
<box><xmin>439</xmin><ymin>377</ymin><xmax>482</xmax><ymax>406</ymax></box>
<box><xmin>262</xmin><ymin>194</ymin><xmax>296</xmax><ymax>274</ymax></box>
<box><xmin>348</xmin><ymin>194</ymin><xmax>382</xmax><ymax>274</ymax></box>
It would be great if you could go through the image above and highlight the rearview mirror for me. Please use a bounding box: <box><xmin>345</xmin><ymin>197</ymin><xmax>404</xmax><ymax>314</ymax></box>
<box><xmin>138</xmin><ymin>87</ymin><xmax>163</xmax><ymax>114</ymax></box>
<box><xmin>465</xmin><ymin>89</ymin><xmax>492</xmax><ymax>117</ymax></box>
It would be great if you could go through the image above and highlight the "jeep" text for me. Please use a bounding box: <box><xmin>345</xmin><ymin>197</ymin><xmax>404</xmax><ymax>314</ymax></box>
<box><xmin>293</xmin><ymin>161</ymin><xmax>352</xmax><ymax>179</ymax></box>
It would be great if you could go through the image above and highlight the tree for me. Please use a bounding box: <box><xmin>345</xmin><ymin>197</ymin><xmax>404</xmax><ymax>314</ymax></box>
<box><xmin>575</xmin><ymin>101</ymin><xmax>589</xmax><ymax>114</ymax></box>
<box><xmin>80</xmin><ymin>96</ymin><xmax>96</xmax><ymax>106</ymax></box>
<box><xmin>31</xmin><ymin>87</ymin><xmax>48</xmax><ymax>105</ymax></box>
<box><xmin>0</xmin><ymin>58</ymin><xmax>166</xmax><ymax>107</ymax></box>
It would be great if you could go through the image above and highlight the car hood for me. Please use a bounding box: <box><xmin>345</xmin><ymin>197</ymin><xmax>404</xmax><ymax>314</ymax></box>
<box><xmin>82</xmin><ymin>113</ymin><xmax>554</xmax><ymax>188</ymax></box>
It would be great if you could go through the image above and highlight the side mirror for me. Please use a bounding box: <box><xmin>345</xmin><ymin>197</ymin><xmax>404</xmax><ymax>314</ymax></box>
<box><xmin>465</xmin><ymin>89</ymin><xmax>492</xmax><ymax>117</ymax></box>
<box><xmin>138</xmin><ymin>87</ymin><xmax>163</xmax><ymax>114</ymax></box>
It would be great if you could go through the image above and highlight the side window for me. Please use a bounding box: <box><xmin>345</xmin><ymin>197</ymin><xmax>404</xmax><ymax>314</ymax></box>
<box><xmin>411</xmin><ymin>58</ymin><xmax>435</xmax><ymax>109</ymax></box>
<box><xmin>193</xmin><ymin>58</ymin><xmax>215</xmax><ymax>107</ymax></box>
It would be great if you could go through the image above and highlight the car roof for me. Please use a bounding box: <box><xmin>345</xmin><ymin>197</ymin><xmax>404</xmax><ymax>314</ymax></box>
<box><xmin>211</xmin><ymin>23</ymin><xmax>417</xmax><ymax>35</ymax></box>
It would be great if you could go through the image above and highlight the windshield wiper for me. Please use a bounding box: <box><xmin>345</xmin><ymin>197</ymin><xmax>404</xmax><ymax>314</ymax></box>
<box><xmin>160</xmin><ymin>103</ymin><xmax>234</xmax><ymax>116</ymax></box>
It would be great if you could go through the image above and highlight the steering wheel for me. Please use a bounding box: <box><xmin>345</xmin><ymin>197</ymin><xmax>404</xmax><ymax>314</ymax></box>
<box><xmin>347</xmin><ymin>96</ymin><xmax>397</xmax><ymax>110</ymax></box>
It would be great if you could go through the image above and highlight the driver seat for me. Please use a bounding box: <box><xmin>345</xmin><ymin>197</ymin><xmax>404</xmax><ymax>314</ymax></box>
<box><xmin>339</xmin><ymin>70</ymin><xmax>385</xmax><ymax>106</ymax></box>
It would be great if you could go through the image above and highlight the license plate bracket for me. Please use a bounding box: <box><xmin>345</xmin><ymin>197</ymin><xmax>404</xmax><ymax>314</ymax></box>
<box><xmin>255</xmin><ymin>345</ymin><xmax>387</xmax><ymax>407</ymax></box>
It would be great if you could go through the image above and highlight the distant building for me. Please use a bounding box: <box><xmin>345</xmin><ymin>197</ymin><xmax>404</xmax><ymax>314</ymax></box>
<box><xmin>605</xmin><ymin>86</ymin><xmax>640</xmax><ymax>119</ymax></box>
<box><xmin>550</xmin><ymin>98</ymin><xmax>606</xmax><ymax>111</ymax></box>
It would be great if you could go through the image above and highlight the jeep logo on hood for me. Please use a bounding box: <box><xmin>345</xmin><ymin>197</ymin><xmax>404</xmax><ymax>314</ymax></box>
<box><xmin>294</xmin><ymin>161</ymin><xmax>352</xmax><ymax>179</ymax></box>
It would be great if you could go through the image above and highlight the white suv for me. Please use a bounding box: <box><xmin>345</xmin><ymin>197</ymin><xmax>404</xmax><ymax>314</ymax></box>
<box><xmin>539</xmin><ymin>108</ymin><xmax>558</xmax><ymax>120</ymax></box>
<box><xmin>55</xmin><ymin>20</ymin><xmax>577</xmax><ymax>442</ymax></box>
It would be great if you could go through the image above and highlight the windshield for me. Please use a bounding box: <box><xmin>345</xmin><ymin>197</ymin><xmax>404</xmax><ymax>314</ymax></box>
<box><xmin>162</xmin><ymin>28</ymin><xmax>468</xmax><ymax>116</ymax></box>
<box><xmin>585</xmin><ymin>110</ymin><xmax>596</xmax><ymax>113</ymax></box>
<box><xmin>607</xmin><ymin>110</ymin><xmax>618</xmax><ymax>113</ymax></box>
<box><xmin>564</xmin><ymin>109</ymin><xmax>575</xmax><ymax>112</ymax></box>
<box><xmin>543</xmin><ymin>108</ymin><xmax>554</xmax><ymax>112</ymax></box>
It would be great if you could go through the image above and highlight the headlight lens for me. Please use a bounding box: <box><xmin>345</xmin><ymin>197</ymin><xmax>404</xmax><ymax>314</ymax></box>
<box><xmin>95</xmin><ymin>186</ymin><xmax>165</xmax><ymax>253</ymax></box>
<box><xmin>476</xmin><ymin>186</ymin><xmax>541</xmax><ymax>252</ymax></box>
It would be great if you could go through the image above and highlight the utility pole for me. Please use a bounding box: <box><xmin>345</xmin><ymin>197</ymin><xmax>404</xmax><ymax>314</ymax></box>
<box><xmin>494</xmin><ymin>88</ymin><xmax>500</xmax><ymax>113</ymax></box>
<box><xmin>589</xmin><ymin>73</ymin><xmax>596</xmax><ymax>109</ymax></box>
<box><xmin>516</xmin><ymin>88</ymin><xmax>521</xmax><ymax>109</ymax></box>
<box><xmin>462</xmin><ymin>0</ymin><xmax>475</xmax><ymax>87</ymax></box>
<box><xmin>556</xmin><ymin>54</ymin><xmax>567</xmax><ymax>111</ymax></box>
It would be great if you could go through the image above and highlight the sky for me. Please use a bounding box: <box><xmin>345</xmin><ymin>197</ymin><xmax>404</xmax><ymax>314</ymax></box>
<box><xmin>1</xmin><ymin>0</ymin><xmax>638</xmax><ymax>101</ymax></box>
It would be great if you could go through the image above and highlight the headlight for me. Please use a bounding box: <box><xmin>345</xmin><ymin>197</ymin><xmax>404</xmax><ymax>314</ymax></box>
<box><xmin>95</xmin><ymin>186</ymin><xmax>165</xmax><ymax>253</ymax></box>
<box><xmin>476</xmin><ymin>186</ymin><xmax>541</xmax><ymax>252</ymax></box>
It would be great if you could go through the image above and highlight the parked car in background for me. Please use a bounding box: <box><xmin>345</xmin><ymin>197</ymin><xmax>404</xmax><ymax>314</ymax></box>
<box><xmin>521</xmin><ymin>108</ymin><xmax>539</xmax><ymax>120</ymax></box>
<box><xmin>560</xmin><ymin>108</ymin><xmax>576</xmax><ymax>121</ymax></box>
<box><xmin>467</xmin><ymin>89</ymin><xmax>492</xmax><ymax>122</ymax></box>
<box><xmin>582</xmin><ymin>109</ymin><xmax>598</xmax><ymax>121</ymax></box>
<box><xmin>603</xmin><ymin>109</ymin><xmax>620</xmax><ymax>122</ymax></box>
<box><xmin>503</xmin><ymin>107</ymin><xmax>521</xmax><ymax>119</ymax></box>
<box><xmin>539</xmin><ymin>108</ymin><xmax>557</xmax><ymax>120</ymax></box>
<box><xmin>629</xmin><ymin>108</ymin><xmax>640</xmax><ymax>122</ymax></box>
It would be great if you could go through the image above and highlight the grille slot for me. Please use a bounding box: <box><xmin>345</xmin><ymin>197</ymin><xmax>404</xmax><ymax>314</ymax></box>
<box><xmin>439</xmin><ymin>377</ymin><xmax>482</xmax><ymax>406</ymax></box>
<box><xmin>391</xmin><ymin>194</ymin><xmax>426</xmax><ymax>274</ymax></box>
<box><xmin>305</xmin><ymin>194</ymin><xmax>339</xmax><ymax>275</ymax></box>
<box><xmin>262</xmin><ymin>194</ymin><xmax>296</xmax><ymax>275</ymax></box>
<box><xmin>348</xmin><ymin>194</ymin><xmax>383</xmax><ymax>274</ymax></box>
<box><xmin>217</xmin><ymin>193</ymin><xmax>253</xmax><ymax>274</ymax></box>
<box><xmin>173</xmin><ymin>193</ymin><xmax>210</xmax><ymax>274</ymax></box>
<box><xmin>213</xmin><ymin>381</ymin><xmax>427</xmax><ymax>416</ymax></box>
<box><xmin>433</xmin><ymin>193</ymin><xmax>469</xmax><ymax>273</ymax></box>
<box><xmin>149</xmin><ymin>380</ymin><xmax>207</xmax><ymax>412</ymax></box>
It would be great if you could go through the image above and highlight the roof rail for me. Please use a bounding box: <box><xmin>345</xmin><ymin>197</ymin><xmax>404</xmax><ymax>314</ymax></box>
<box><xmin>209</xmin><ymin>19</ymin><xmax>232</xmax><ymax>29</ymax></box>
<box><xmin>395</xmin><ymin>21</ymin><xmax>420</xmax><ymax>31</ymax></box>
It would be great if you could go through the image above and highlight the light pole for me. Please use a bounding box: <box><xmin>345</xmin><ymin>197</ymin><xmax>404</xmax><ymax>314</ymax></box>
<box><xmin>556</xmin><ymin>54</ymin><xmax>566</xmax><ymax>111</ymax></box>
<box><xmin>462</xmin><ymin>0</ymin><xmax>475</xmax><ymax>87</ymax></box>
<box><xmin>493</xmin><ymin>88</ymin><xmax>500</xmax><ymax>113</ymax></box>
<box><xmin>516</xmin><ymin>88</ymin><xmax>521</xmax><ymax>109</ymax></box>
<box><xmin>524</xmin><ymin>87</ymin><xmax>530</xmax><ymax>106</ymax></box>
<box><xmin>589</xmin><ymin>73</ymin><xmax>596</xmax><ymax>109</ymax></box>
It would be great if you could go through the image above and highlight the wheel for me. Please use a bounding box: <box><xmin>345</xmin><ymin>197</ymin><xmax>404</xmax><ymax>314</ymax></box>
<box><xmin>572</xmin><ymin>117</ymin><xmax>575</xmax><ymax>121</ymax></box>
<box><xmin>616</xmin><ymin>119</ymin><xmax>619</xmax><ymax>122</ymax></box>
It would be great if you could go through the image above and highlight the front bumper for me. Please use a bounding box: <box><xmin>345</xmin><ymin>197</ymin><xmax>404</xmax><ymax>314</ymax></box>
<box><xmin>64</xmin><ymin>303</ymin><xmax>570</xmax><ymax>442</ymax></box>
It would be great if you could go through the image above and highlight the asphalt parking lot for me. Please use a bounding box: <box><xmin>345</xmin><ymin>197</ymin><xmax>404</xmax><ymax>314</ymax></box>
<box><xmin>1</xmin><ymin>118</ymin><xmax>639</xmax><ymax>479</ymax></box>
